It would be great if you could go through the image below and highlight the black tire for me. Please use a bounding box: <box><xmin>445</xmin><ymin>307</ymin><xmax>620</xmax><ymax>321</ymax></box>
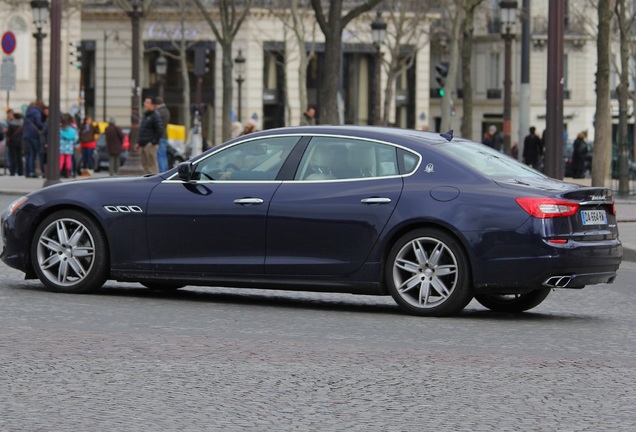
<box><xmin>142</xmin><ymin>282</ymin><xmax>185</xmax><ymax>291</ymax></box>
<box><xmin>386</xmin><ymin>228</ymin><xmax>473</xmax><ymax>317</ymax></box>
<box><xmin>474</xmin><ymin>288</ymin><xmax>551</xmax><ymax>313</ymax></box>
<box><xmin>30</xmin><ymin>210</ymin><xmax>109</xmax><ymax>293</ymax></box>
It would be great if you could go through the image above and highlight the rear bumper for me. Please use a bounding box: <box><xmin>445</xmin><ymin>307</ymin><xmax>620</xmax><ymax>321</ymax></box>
<box><xmin>471</xmin><ymin>239</ymin><xmax>622</xmax><ymax>295</ymax></box>
<box><xmin>543</xmin><ymin>272</ymin><xmax>617</xmax><ymax>288</ymax></box>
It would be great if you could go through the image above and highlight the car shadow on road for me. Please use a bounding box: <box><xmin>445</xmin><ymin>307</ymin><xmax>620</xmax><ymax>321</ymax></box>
<box><xmin>6</xmin><ymin>280</ymin><xmax>603</xmax><ymax>322</ymax></box>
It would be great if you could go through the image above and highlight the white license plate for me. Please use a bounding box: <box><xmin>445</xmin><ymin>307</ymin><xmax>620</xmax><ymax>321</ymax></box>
<box><xmin>581</xmin><ymin>210</ymin><xmax>607</xmax><ymax>225</ymax></box>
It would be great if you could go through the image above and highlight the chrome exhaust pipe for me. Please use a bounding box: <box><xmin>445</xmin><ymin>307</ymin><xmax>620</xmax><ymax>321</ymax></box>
<box><xmin>543</xmin><ymin>276</ymin><xmax>572</xmax><ymax>288</ymax></box>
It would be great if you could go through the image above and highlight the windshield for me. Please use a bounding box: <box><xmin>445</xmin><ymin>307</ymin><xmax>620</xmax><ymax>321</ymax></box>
<box><xmin>435</xmin><ymin>141</ymin><xmax>546</xmax><ymax>179</ymax></box>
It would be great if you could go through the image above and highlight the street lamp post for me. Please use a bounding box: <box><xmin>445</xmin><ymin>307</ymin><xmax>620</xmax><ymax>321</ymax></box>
<box><xmin>500</xmin><ymin>1</ymin><xmax>517</xmax><ymax>157</ymax></box>
<box><xmin>234</xmin><ymin>50</ymin><xmax>246</xmax><ymax>123</ymax></box>
<box><xmin>118</xmin><ymin>0</ymin><xmax>145</xmax><ymax>176</ymax></box>
<box><xmin>544</xmin><ymin>0</ymin><xmax>565</xmax><ymax>180</ymax></box>
<box><xmin>43</xmin><ymin>0</ymin><xmax>60</xmax><ymax>187</ymax></box>
<box><xmin>30</xmin><ymin>0</ymin><xmax>49</xmax><ymax>102</ymax></box>
<box><xmin>129</xmin><ymin>0</ymin><xmax>142</xmax><ymax>141</ymax></box>
<box><xmin>155</xmin><ymin>55</ymin><xmax>167</xmax><ymax>99</ymax></box>
<box><xmin>370</xmin><ymin>11</ymin><xmax>387</xmax><ymax>126</ymax></box>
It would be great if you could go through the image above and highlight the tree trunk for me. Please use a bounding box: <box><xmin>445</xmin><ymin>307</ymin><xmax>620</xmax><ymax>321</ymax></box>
<box><xmin>440</xmin><ymin>1</ymin><xmax>464</xmax><ymax>132</ymax></box>
<box><xmin>382</xmin><ymin>66</ymin><xmax>399</xmax><ymax>126</ymax></box>
<box><xmin>180</xmin><ymin>43</ymin><xmax>191</xmax><ymax>139</ymax></box>
<box><xmin>319</xmin><ymin>24</ymin><xmax>342</xmax><ymax>124</ymax></box>
<box><xmin>310</xmin><ymin>0</ymin><xmax>384</xmax><ymax>125</ymax></box>
<box><xmin>616</xmin><ymin>0</ymin><xmax>630</xmax><ymax>195</ymax></box>
<box><xmin>178</xmin><ymin>5</ymin><xmax>191</xmax><ymax>137</ymax></box>
<box><xmin>592</xmin><ymin>0</ymin><xmax>613</xmax><ymax>188</ymax></box>
<box><xmin>460</xmin><ymin>2</ymin><xmax>476</xmax><ymax>140</ymax></box>
<box><xmin>291</xmin><ymin>0</ymin><xmax>310</xmax><ymax>119</ymax></box>
<box><xmin>221</xmin><ymin>42</ymin><xmax>234</xmax><ymax>142</ymax></box>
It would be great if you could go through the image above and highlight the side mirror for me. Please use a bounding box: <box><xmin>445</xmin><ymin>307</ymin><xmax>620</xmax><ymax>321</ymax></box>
<box><xmin>177</xmin><ymin>162</ymin><xmax>194</xmax><ymax>181</ymax></box>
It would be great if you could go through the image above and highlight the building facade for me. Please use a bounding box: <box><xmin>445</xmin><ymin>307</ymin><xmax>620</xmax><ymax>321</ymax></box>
<box><xmin>0</xmin><ymin>2</ymin><xmax>81</xmax><ymax>117</ymax></box>
<box><xmin>429</xmin><ymin>0</ymin><xmax>602</xmax><ymax>150</ymax></box>
<box><xmin>0</xmin><ymin>0</ymin><xmax>616</xmax><ymax>152</ymax></box>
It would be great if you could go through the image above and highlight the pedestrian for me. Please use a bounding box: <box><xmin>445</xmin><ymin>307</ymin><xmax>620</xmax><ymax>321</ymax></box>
<box><xmin>482</xmin><ymin>125</ymin><xmax>502</xmax><ymax>151</ymax></box>
<box><xmin>154</xmin><ymin>96</ymin><xmax>170</xmax><ymax>172</ymax></box>
<box><xmin>241</xmin><ymin>119</ymin><xmax>256</xmax><ymax>135</ymax></box>
<box><xmin>231</xmin><ymin>121</ymin><xmax>243</xmax><ymax>138</ymax></box>
<box><xmin>40</xmin><ymin>106</ymin><xmax>49</xmax><ymax>178</ymax></box>
<box><xmin>104</xmin><ymin>116</ymin><xmax>124</xmax><ymax>176</ymax></box>
<box><xmin>79</xmin><ymin>116</ymin><xmax>100</xmax><ymax>175</ymax></box>
<box><xmin>572</xmin><ymin>131</ymin><xmax>588</xmax><ymax>179</ymax></box>
<box><xmin>59</xmin><ymin>114</ymin><xmax>77</xmax><ymax>178</ymax></box>
<box><xmin>5</xmin><ymin>110</ymin><xmax>24</xmax><ymax>176</ymax></box>
<box><xmin>135</xmin><ymin>97</ymin><xmax>164</xmax><ymax>175</ymax></box>
<box><xmin>523</xmin><ymin>126</ymin><xmax>543</xmax><ymax>170</ymax></box>
<box><xmin>23</xmin><ymin>100</ymin><xmax>46</xmax><ymax>178</ymax></box>
<box><xmin>300</xmin><ymin>106</ymin><xmax>316</xmax><ymax>126</ymax></box>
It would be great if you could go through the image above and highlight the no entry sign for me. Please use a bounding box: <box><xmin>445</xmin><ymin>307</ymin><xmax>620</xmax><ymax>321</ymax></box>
<box><xmin>2</xmin><ymin>31</ymin><xmax>16</xmax><ymax>55</ymax></box>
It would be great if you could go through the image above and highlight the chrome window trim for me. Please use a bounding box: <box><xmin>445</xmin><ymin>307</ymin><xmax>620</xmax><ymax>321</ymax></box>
<box><xmin>162</xmin><ymin>132</ymin><xmax>423</xmax><ymax>184</ymax></box>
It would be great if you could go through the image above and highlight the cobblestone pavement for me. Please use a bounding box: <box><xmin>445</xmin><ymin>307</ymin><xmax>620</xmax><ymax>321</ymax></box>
<box><xmin>1</xmin><ymin>257</ymin><xmax>636</xmax><ymax>431</ymax></box>
<box><xmin>2</xmin><ymin>195</ymin><xmax>636</xmax><ymax>431</ymax></box>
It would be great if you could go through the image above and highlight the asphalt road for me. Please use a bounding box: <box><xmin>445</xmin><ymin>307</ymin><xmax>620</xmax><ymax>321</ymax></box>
<box><xmin>1</xmin><ymin>196</ymin><xmax>636</xmax><ymax>431</ymax></box>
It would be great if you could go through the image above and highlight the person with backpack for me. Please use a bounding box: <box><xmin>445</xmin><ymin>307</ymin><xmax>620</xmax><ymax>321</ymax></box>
<box><xmin>23</xmin><ymin>100</ymin><xmax>46</xmax><ymax>177</ymax></box>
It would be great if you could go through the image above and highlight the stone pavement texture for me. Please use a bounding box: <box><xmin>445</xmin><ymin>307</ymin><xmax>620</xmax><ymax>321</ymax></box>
<box><xmin>1</xmin><ymin>172</ymin><xmax>635</xmax><ymax>261</ymax></box>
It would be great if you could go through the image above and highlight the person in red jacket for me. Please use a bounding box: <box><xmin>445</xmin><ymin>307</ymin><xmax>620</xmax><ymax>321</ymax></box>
<box><xmin>79</xmin><ymin>116</ymin><xmax>100</xmax><ymax>174</ymax></box>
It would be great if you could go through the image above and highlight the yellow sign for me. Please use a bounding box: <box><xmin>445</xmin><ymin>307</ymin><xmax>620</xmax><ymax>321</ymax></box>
<box><xmin>167</xmin><ymin>124</ymin><xmax>185</xmax><ymax>140</ymax></box>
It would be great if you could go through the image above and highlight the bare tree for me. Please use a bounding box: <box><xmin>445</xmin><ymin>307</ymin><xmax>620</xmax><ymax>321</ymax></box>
<box><xmin>147</xmin><ymin>0</ymin><xmax>196</xmax><ymax>136</ymax></box>
<box><xmin>193</xmin><ymin>0</ymin><xmax>252</xmax><ymax>141</ymax></box>
<box><xmin>592</xmin><ymin>0</ymin><xmax>615</xmax><ymax>187</ymax></box>
<box><xmin>266</xmin><ymin>0</ymin><xmax>317</xmax><ymax>125</ymax></box>
<box><xmin>379</xmin><ymin>0</ymin><xmax>434</xmax><ymax>127</ymax></box>
<box><xmin>310</xmin><ymin>0</ymin><xmax>384</xmax><ymax>125</ymax></box>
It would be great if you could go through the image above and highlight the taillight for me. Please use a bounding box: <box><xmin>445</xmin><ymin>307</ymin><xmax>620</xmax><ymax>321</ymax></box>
<box><xmin>515</xmin><ymin>197</ymin><xmax>579</xmax><ymax>218</ymax></box>
<box><xmin>609</xmin><ymin>200</ymin><xmax>616</xmax><ymax>216</ymax></box>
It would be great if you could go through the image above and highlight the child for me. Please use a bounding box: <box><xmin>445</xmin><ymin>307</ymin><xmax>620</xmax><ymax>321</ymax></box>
<box><xmin>60</xmin><ymin>114</ymin><xmax>78</xmax><ymax>178</ymax></box>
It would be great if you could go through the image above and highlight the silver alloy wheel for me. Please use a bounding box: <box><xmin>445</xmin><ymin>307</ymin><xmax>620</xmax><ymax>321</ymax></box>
<box><xmin>35</xmin><ymin>217</ymin><xmax>96</xmax><ymax>287</ymax></box>
<box><xmin>392</xmin><ymin>236</ymin><xmax>459</xmax><ymax>309</ymax></box>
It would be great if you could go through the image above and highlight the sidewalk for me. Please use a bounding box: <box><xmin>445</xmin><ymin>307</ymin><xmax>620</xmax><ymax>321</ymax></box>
<box><xmin>2</xmin><ymin>171</ymin><xmax>636</xmax><ymax>261</ymax></box>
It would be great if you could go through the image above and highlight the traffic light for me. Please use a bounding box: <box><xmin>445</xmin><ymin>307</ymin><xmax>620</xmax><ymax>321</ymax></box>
<box><xmin>435</xmin><ymin>62</ymin><xmax>448</xmax><ymax>97</ymax></box>
<box><xmin>69</xmin><ymin>41</ymin><xmax>82</xmax><ymax>69</ymax></box>
<box><xmin>194</xmin><ymin>47</ymin><xmax>210</xmax><ymax>76</ymax></box>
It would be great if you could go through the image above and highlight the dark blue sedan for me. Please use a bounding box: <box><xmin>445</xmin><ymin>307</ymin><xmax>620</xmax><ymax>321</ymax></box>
<box><xmin>0</xmin><ymin>126</ymin><xmax>622</xmax><ymax>316</ymax></box>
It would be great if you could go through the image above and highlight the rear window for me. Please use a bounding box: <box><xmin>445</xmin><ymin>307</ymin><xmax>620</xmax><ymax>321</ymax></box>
<box><xmin>435</xmin><ymin>141</ymin><xmax>546</xmax><ymax>179</ymax></box>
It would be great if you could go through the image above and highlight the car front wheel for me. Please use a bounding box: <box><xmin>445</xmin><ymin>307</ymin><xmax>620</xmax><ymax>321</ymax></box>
<box><xmin>386</xmin><ymin>228</ymin><xmax>473</xmax><ymax>317</ymax></box>
<box><xmin>474</xmin><ymin>288</ymin><xmax>551</xmax><ymax>313</ymax></box>
<box><xmin>31</xmin><ymin>210</ymin><xmax>108</xmax><ymax>293</ymax></box>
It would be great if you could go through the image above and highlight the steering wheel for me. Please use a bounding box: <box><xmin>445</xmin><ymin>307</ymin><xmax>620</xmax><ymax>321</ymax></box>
<box><xmin>224</xmin><ymin>163</ymin><xmax>240</xmax><ymax>171</ymax></box>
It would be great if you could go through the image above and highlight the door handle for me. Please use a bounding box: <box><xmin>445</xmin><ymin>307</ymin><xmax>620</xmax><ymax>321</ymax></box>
<box><xmin>234</xmin><ymin>198</ymin><xmax>264</xmax><ymax>205</ymax></box>
<box><xmin>360</xmin><ymin>197</ymin><xmax>392</xmax><ymax>205</ymax></box>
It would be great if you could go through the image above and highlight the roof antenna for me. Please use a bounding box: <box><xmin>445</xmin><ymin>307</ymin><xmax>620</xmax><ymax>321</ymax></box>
<box><xmin>440</xmin><ymin>130</ymin><xmax>454</xmax><ymax>141</ymax></box>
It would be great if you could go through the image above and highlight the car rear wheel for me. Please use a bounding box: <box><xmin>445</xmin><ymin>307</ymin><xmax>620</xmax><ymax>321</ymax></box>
<box><xmin>31</xmin><ymin>210</ymin><xmax>108</xmax><ymax>293</ymax></box>
<box><xmin>474</xmin><ymin>288</ymin><xmax>551</xmax><ymax>313</ymax></box>
<box><xmin>386</xmin><ymin>228</ymin><xmax>473</xmax><ymax>317</ymax></box>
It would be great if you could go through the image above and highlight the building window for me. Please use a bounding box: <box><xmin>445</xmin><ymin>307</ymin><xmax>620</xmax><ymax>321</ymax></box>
<box><xmin>563</xmin><ymin>54</ymin><xmax>570</xmax><ymax>99</ymax></box>
<box><xmin>490</xmin><ymin>52</ymin><xmax>500</xmax><ymax>89</ymax></box>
